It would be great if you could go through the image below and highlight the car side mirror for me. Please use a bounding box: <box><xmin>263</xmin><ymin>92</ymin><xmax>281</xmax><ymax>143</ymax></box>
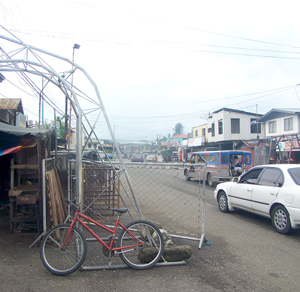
<box><xmin>232</xmin><ymin>177</ymin><xmax>239</xmax><ymax>182</ymax></box>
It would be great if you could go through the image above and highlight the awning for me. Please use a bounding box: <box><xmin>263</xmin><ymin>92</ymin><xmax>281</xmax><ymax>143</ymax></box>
<box><xmin>0</xmin><ymin>123</ymin><xmax>49</xmax><ymax>157</ymax></box>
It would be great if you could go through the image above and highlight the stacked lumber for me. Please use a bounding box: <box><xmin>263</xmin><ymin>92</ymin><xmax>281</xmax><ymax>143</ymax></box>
<box><xmin>45</xmin><ymin>168</ymin><xmax>68</xmax><ymax>229</ymax></box>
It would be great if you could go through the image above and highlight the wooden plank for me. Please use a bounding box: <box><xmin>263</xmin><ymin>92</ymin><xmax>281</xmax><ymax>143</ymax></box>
<box><xmin>54</xmin><ymin>168</ymin><xmax>68</xmax><ymax>218</ymax></box>
<box><xmin>8</xmin><ymin>190</ymin><xmax>23</xmax><ymax>197</ymax></box>
<box><xmin>16</xmin><ymin>191</ymin><xmax>39</xmax><ymax>205</ymax></box>
<box><xmin>46</xmin><ymin>172</ymin><xmax>58</xmax><ymax>228</ymax></box>
<box><xmin>11</xmin><ymin>164</ymin><xmax>39</xmax><ymax>170</ymax></box>
<box><xmin>45</xmin><ymin>179</ymin><xmax>53</xmax><ymax>230</ymax></box>
<box><xmin>50</xmin><ymin>169</ymin><xmax>63</xmax><ymax>225</ymax></box>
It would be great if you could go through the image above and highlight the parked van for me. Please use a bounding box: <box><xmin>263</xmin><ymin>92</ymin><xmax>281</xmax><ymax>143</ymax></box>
<box><xmin>184</xmin><ymin>150</ymin><xmax>252</xmax><ymax>187</ymax></box>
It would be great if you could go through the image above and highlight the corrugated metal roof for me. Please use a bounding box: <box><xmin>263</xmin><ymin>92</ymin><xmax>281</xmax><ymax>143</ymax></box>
<box><xmin>0</xmin><ymin>98</ymin><xmax>23</xmax><ymax>111</ymax></box>
<box><xmin>172</xmin><ymin>134</ymin><xmax>188</xmax><ymax>138</ymax></box>
<box><xmin>257</xmin><ymin>108</ymin><xmax>300</xmax><ymax>122</ymax></box>
<box><xmin>0</xmin><ymin>122</ymin><xmax>49</xmax><ymax>136</ymax></box>
<box><xmin>213</xmin><ymin>107</ymin><xmax>263</xmax><ymax>117</ymax></box>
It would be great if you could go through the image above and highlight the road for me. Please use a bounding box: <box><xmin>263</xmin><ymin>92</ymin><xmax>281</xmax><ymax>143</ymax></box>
<box><xmin>116</xmin><ymin>163</ymin><xmax>300</xmax><ymax>291</ymax></box>
<box><xmin>187</xmin><ymin>180</ymin><xmax>300</xmax><ymax>291</ymax></box>
<box><xmin>1</xmin><ymin>164</ymin><xmax>300</xmax><ymax>291</ymax></box>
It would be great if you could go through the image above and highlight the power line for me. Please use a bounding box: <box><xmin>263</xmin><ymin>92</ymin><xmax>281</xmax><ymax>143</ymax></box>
<box><xmin>107</xmin><ymin>85</ymin><xmax>295</xmax><ymax>110</ymax></box>
<box><xmin>7</xmin><ymin>27</ymin><xmax>300</xmax><ymax>60</ymax></box>
<box><xmin>191</xmin><ymin>49</ymin><xmax>300</xmax><ymax>60</ymax></box>
<box><xmin>187</xmin><ymin>27</ymin><xmax>300</xmax><ymax>50</ymax></box>
<box><xmin>65</xmin><ymin>0</ymin><xmax>300</xmax><ymax>50</ymax></box>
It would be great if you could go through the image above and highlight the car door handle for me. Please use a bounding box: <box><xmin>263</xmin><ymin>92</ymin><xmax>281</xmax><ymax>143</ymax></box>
<box><xmin>270</xmin><ymin>193</ymin><xmax>275</xmax><ymax>196</ymax></box>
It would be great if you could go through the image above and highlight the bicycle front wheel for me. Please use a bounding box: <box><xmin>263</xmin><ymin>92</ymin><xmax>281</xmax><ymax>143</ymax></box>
<box><xmin>118</xmin><ymin>220</ymin><xmax>164</xmax><ymax>269</ymax></box>
<box><xmin>40</xmin><ymin>224</ymin><xmax>87</xmax><ymax>276</ymax></box>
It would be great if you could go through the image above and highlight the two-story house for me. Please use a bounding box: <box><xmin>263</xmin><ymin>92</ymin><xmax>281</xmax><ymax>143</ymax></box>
<box><xmin>207</xmin><ymin>107</ymin><xmax>264</xmax><ymax>147</ymax></box>
<box><xmin>257</xmin><ymin>108</ymin><xmax>300</xmax><ymax>163</ymax></box>
<box><xmin>187</xmin><ymin>108</ymin><xmax>265</xmax><ymax>155</ymax></box>
<box><xmin>0</xmin><ymin>98</ymin><xmax>25</xmax><ymax>126</ymax></box>
<box><xmin>187</xmin><ymin>124</ymin><xmax>208</xmax><ymax>150</ymax></box>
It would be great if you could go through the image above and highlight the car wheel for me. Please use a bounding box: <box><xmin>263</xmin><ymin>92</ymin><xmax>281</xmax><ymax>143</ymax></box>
<box><xmin>217</xmin><ymin>191</ymin><xmax>229</xmax><ymax>213</ymax></box>
<box><xmin>271</xmin><ymin>205</ymin><xmax>292</xmax><ymax>235</ymax></box>
<box><xmin>185</xmin><ymin>170</ymin><xmax>190</xmax><ymax>181</ymax></box>
<box><xmin>207</xmin><ymin>173</ymin><xmax>214</xmax><ymax>187</ymax></box>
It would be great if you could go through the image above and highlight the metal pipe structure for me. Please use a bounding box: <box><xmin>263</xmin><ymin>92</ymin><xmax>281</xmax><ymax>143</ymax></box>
<box><xmin>0</xmin><ymin>32</ymin><xmax>143</xmax><ymax>221</ymax></box>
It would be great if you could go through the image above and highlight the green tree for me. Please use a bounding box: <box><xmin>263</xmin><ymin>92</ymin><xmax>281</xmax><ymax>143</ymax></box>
<box><xmin>56</xmin><ymin>116</ymin><xmax>68</xmax><ymax>140</ymax></box>
<box><xmin>173</xmin><ymin>123</ymin><xmax>184</xmax><ymax>136</ymax></box>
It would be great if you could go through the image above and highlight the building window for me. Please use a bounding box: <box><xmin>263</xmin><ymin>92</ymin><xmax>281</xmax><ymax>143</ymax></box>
<box><xmin>284</xmin><ymin>117</ymin><xmax>293</xmax><ymax>131</ymax></box>
<box><xmin>250</xmin><ymin>118</ymin><xmax>261</xmax><ymax>133</ymax></box>
<box><xmin>88</xmin><ymin>143</ymin><xmax>92</xmax><ymax>148</ymax></box>
<box><xmin>231</xmin><ymin>118</ymin><xmax>240</xmax><ymax>134</ymax></box>
<box><xmin>218</xmin><ymin>119</ymin><xmax>223</xmax><ymax>135</ymax></box>
<box><xmin>269</xmin><ymin>121</ymin><xmax>276</xmax><ymax>133</ymax></box>
<box><xmin>195</xmin><ymin>130</ymin><xmax>198</xmax><ymax>137</ymax></box>
<box><xmin>212</xmin><ymin>123</ymin><xmax>215</xmax><ymax>137</ymax></box>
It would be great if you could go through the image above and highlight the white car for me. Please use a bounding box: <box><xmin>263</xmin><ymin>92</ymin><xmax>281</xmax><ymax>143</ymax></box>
<box><xmin>145</xmin><ymin>154</ymin><xmax>157</xmax><ymax>162</ymax></box>
<box><xmin>214</xmin><ymin>164</ymin><xmax>300</xmax><ymax>235</ymax></box>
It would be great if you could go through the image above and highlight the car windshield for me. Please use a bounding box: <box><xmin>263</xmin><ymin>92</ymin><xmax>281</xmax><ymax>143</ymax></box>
<box><xmin>288</xmin><ymin>168</ymin><xmax>300</xmax><ymax>185</ymax></box>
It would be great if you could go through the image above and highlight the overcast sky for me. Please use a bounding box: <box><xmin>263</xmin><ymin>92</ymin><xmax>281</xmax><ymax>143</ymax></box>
<box><xmin>1</xmin><ymin>0</ymin><xmax>300</xmax><ymax>142</ymax></box>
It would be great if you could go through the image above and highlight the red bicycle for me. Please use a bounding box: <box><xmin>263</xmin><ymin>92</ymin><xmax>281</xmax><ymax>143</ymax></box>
<box><xmin>40</xmin><ymin>205</ymin><xmax>164</xmax><ymax>276</ymax></box>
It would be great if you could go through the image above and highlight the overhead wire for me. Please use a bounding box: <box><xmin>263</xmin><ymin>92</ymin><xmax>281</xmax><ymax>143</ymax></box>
<box><xmin>1</xmin><ymin>1</ymin><xmax>300</xmax><ymax>139</ymax></box>
<box><xmin>104</xmin><ymin>86</ymin><xmax>295</xmax><ymax>119</ymax></box>
<box><xmin>108</xmin><ymin>85</ymin><xmax>295</xmax><ymax>110</ymax></box>
<box><xmin>8</xmin><ymin>27</ymin><xmax>300</xmax><ymax>60</ymax></box>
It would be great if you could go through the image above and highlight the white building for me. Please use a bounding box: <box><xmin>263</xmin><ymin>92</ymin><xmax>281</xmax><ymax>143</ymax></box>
<box><xmin>207</xmin><ymin>108</ymin><xmax>264</xmax><ymax>143</ymax></box>
<box><xmin>257</xmin><ymin>109</ymin><xmax>300</xmax><ymax>163</ymax></box>
<box><xmin>258</xmin><ymin>108</ymin><xmax>300</xmax><ymax>137</ymax></box>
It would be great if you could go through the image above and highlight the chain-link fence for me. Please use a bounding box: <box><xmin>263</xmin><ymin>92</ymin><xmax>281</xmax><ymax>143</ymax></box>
<box><xmin>30</xmin><ymin>158</ymin><xmax>56</xmax><ymax>248</ymax></box>
<box><xmin>69</xmin><ymin>160</ymin><xmax>207</xmax><ymax>239</ymax></box>
<box><xmin>37</xmin><ymin>158</ymin><xmax>207</xmax><ymax>261</ymax></box>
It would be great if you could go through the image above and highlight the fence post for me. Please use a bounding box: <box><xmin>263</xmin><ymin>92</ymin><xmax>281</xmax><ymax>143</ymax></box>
<box><xmin>199</xmin><ymin>164</ymin><xmax>207</xmax><ymax>248</ymax></box>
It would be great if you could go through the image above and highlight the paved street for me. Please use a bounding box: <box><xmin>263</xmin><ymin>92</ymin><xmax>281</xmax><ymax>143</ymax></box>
<box><xmin>1</xmin><ymin>169</ymin><xmax>300</xmax><ymax>291</ymax></box>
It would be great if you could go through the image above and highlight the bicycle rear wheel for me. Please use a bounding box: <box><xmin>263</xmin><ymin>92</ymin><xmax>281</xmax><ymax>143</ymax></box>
<box><xmin>118</xmin><ymin>220</ymin><xmax>164</xmax><ymax>269</ymax></box>
<box><xmin>40</xmin><ymin>224</ymin><xmax>87</xmax><ymax>276</ymax></box>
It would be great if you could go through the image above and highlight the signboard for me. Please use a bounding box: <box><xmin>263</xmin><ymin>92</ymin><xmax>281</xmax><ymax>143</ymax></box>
<box><xmin>188</xmin><ymin>137</ymin><xmax>204</xmax><ymax>147</ymax></box>
<box><xmin>161</xmin><ymin>140</ymin><xmax>178</xmax><ymax>147</ymax></box>
<box><xmin>16</xmin><ymin>112</ymin><xmax>26</xmax><ymax>128</ymax></box>
<box><xmin>277</xmin><ymin>141</ymin><xmax>300</xmax><ymax>151</ymax></box>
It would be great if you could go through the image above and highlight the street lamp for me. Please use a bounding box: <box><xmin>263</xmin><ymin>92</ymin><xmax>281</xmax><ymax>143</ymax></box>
<box><xmin>72</xmin><ymin>44</ymin><xmax>80</xmax><ymax>62</ymax></box>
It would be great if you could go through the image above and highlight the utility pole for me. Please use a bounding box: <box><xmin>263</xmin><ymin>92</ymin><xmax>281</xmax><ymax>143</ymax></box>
<box><xmin>256</xmin><ymin>104</ymin><xmax>259</xmax><ymax>141</ymax></box>
<box><xmin>66</xmin><ymin>43</ymin><xmax>80</xmax><ymax>150</ymax></box>
<box><xmin>113</xmin><ymin>124</ymin><xmax>115</xmax><ymax>153</ymax></box>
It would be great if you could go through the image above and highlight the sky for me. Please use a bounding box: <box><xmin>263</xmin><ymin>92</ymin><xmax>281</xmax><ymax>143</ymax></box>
<box><xmin>1</xmin><ymin>0</ymin><xmax>300</xmax><ymax>142</ymax></box>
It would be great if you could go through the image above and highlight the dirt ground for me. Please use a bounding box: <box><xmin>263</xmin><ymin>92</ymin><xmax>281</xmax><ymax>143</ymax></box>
<box><xmin>0</xmin><ymin>209</ymin><xmax>231</xmax><ymax>292</ymax></box>
<box><xmin>1</xmin><ymin>204</ymin><xmax>300</xmax><ymax>292</ymax></box>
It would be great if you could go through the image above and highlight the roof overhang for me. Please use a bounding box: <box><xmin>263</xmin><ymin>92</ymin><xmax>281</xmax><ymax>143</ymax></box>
<box><xmin>258</xmin><ymin>108</ymin><xmax>300</xmax><ymax>122</ymax></box>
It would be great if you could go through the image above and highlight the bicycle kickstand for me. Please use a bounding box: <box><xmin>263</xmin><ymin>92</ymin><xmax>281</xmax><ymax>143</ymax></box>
<box><xmin>107</xmin><ymin>250</ymin><xmax>113</xmax><ymax>266</ymax></box>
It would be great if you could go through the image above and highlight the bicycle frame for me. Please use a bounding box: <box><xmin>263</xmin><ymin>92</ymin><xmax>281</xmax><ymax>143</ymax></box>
<box><xmin>61</xmin><ymin>211</ymin><xmax>144</xmax><ymax>253</ymax></box>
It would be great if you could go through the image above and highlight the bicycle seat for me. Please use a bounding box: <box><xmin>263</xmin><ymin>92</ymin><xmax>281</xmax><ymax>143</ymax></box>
<box><xmin>110</xmin><ymin>208</ymin><xmax>128</xmax><ymax>214</ymax></box>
